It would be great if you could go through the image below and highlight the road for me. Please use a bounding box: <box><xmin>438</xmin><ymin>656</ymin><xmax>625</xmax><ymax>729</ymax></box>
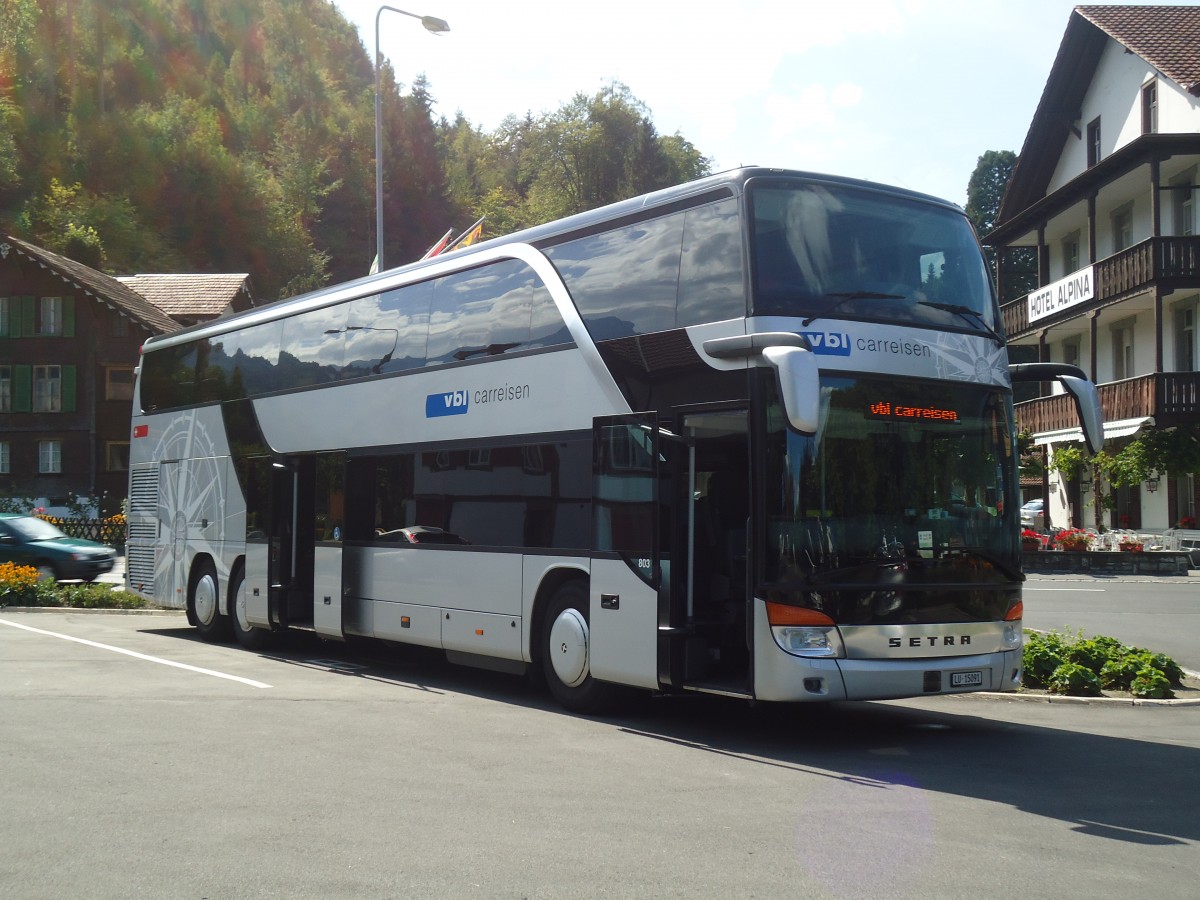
<box><xmin>1024</xmin><ymin>575</ymin><xmax>1200</xmax><ymax>673</ymax></box>
<box><xmin>1</xmin><ymin>610</ymin><xmax>1198</xmax><ymax>899</ymax></box>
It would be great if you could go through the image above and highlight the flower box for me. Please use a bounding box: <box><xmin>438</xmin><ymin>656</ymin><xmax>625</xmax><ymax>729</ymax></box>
<box><xmin>1118</xmin><ymin>541</ymin><xmax>1144</xmax><ymax>552</ymax></box>
<box><xmin>1054</xmin><ymin>529</ymin><xmax>1092</xmax><ymax>551</ymax></box>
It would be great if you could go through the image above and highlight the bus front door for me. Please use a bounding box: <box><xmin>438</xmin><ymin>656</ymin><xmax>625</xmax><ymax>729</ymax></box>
<box><xmin>673</xmin><ymin>408</ymin><xmax>752</xmax><ymax>694</ymax></box>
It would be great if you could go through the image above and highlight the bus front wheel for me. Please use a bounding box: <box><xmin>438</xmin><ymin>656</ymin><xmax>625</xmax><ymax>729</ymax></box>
<box><xmin>190</xmin><ymin>559</ymin><xmax>231</xmax><ymax>642</ymax></box>
<box><xmin>540</xmin><ymin>581</ymin><xmax>622</xmax><ymax>714</ymax></box>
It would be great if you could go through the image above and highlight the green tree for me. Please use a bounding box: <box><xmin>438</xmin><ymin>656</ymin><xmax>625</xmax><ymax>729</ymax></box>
<box><xmin>965</xmin><ymin>149</ymin><xmax>1036</xmax><ymax>302</ymax></box>
<box><xmin>965</xmin><ymin>149</ymin><xmax>1015</xmax><ymax>237</ymax></box>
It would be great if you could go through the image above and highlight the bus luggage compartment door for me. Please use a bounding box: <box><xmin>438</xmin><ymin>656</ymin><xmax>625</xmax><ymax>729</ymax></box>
<box><xmin>312</xmin><ymin>452</ymin><xmax>346</xmax><ymax>640</ymax></box>
<box><xmin>588</xmin><ymin>415</ymin><xmax>665</xmax><ymax>690</ymax></box>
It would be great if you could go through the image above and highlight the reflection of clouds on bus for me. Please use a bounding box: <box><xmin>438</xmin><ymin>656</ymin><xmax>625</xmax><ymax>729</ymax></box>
<box><xmin>545</xmin><ymin>197</ymin><xmax>745</xmax><ymax>339</ymax></box>
<box><xmin>782</xmin><ymin>186</ymin><xmax>844</xmax><ymax>296</ymax></box>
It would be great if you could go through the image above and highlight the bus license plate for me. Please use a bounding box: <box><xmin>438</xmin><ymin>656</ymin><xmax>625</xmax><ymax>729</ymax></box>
<box><xmin>951</xmin><ymin>671</ymin><xmax>983</xmax><ymax>687</ymax></box>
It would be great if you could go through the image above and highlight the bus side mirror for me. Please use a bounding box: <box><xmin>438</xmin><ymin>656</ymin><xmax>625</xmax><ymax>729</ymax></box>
<box><xmin>762</xmin><ymin>345</ymin><xmax>820</xmax><ymax>434</ymax></box>
<box><xmin>1009</xmin><ymin>362</ymin><xmax>1105</xmax><ymax>455</ymax></box>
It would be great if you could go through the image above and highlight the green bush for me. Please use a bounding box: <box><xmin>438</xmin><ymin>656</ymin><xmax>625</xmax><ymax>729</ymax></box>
<box><xmin>1149</xmin><ymin>652</ymin><xmax>1184</xmax><ymax>687</ymax></box>
<box><xmin>1066</xmin><ymin>639</ymin><xmax>1110</xmax><ymax>675</ymax></box>
<box><xmin>1022</xmin><ymin>631</ymin><xmax>1070</xmax><ymax>687</ymax></box>
<box><xmin>1026</xmin><ymin>630</ymin><xmax>1185</xmax><ymax>698</ymax></box>
<box><xmin>0</xmin><ymin>571</ymin><xmax>148</xmax><ymax>610</ymax></box>
<box><xmin>1130</xmin><ymin>667</ymin><xmax>1174</xmax><ymax>700</ymax></box>
<box><xmin>1100</xmin><ymin>654</ymin><xmax>1145</xmax><ymax>690</ymax></box>
<box><xmin>1047</xmin><ymin>662</ymin><xmax>1103</xmax><ymax>696</ymax></box>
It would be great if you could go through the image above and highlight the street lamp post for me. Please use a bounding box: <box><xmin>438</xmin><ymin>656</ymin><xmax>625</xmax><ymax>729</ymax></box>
<box><xmin>374</xmin><ymin>6</ymin><xmax>449</xmax><ymax>273</ymax></box>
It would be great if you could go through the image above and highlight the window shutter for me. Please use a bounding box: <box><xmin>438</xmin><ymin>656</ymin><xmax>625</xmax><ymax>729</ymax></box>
<box><xmin>21</xmin><ymin>296</ymin><xmax>35</xmax><ymax>336</ymax></box>
<box><xmin>62</xmin><ymin>365</ymin><xmax>77</xmax><ymax>412</ymax></box>
<box><xmin>13</xmin><ymin>364</ymin><xmax>31</xmax><ymax>412</ymax></box>
<box><xmin>63</xmin><ymin>297</ymin><xmax>75</xmax><ymax>337</ymax></box>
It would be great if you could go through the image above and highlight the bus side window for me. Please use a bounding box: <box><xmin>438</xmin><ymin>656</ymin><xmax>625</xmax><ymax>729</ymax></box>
<box><xmin>426</xmin><ymin>260</ymin><xmax>533</xmax><ymax>366</ymax></box>
<box><xmin>678</xmin><ymin>197</ymin><xmax>745</xmax><ymax>327</ymax></box>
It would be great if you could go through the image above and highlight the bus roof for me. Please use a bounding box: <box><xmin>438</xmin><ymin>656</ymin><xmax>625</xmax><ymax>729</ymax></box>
<box><xmin>141</xmin><ymin>166</ymin><xmax>962</xmax><ymax>352</ymax></box>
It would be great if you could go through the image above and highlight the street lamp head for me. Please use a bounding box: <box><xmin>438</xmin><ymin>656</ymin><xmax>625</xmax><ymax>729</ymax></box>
<box><xmin>420</xmin><ymin>15</ymin><xmax>450</xmax><ymax>33</ymax></box>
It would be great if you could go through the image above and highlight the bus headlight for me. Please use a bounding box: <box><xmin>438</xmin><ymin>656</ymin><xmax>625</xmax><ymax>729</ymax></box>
<box><xmin>1003</xmin><ymin>600</ymin><xmax>1023</xmax><ymax>648</ymax></box>
<box><xmin>765</xmin><ymin>602</ymin><xmax>845</xmax><ymax>659</ymax></box>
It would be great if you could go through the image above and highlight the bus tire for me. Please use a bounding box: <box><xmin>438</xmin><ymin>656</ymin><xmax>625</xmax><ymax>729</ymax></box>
<box><xmin>228</xmin><ymin>565</ymin><xmax>273</xmax><ymax>651</ymax></box>
<box><xmin>540</xmin><ymin>580</ymin><xmax>622</xmax><ymax>714</ymax></box>
<box><xmin>190</xmin><ymin>558</ymin><xmax>231</xmax><ymax>642</ymax></box>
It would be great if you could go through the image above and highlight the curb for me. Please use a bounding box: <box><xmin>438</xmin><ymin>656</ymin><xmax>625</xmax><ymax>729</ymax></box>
<box><xmin>965</xmin><ymin>690</ymin><xmax>1200</xmax><ymax>707</ymax></box>
<box><xmin>0</xmin><ymin>606</ymin><xmax>184</xmax><ymax>616</ymax></box>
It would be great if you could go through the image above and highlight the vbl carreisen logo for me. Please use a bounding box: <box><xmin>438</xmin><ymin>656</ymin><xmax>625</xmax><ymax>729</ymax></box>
<box><xmin>799</xmin><ymin>331</ymin><xmax>852</xmax><ymax>356</ymax></box>
<box><xmin>426</xmin><ymin>389</ymin><xmax>469</xmax><ymax>418</ymax></box>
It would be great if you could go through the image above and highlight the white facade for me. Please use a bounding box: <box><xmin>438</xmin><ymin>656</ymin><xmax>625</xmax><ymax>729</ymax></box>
<box><xmin>994</xmin><ymin>10</ymin><xmax>1200</xmax><ymax>533</ymax></box>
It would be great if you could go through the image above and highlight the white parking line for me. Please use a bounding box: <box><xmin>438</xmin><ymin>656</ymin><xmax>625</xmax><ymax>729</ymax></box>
<box><xmin>0</xmin><ymin>617</ymin><xmax>271</xmax><ymax>688</ymax></box>
<box><xmin>1025</xmin><ymin>587</ymin><xmax>1106</xmax><ymax>592</ymax></box>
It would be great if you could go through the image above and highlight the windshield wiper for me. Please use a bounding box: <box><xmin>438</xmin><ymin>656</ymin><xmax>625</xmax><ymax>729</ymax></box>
<box><xmin>916</xmin><ymin>301</ymin><xmax>1006</xmax><ymax>347</ymax></box>
<box><xmin>801</xmin><ymin>291</ymin><xmax>907</xmax><ymax>327</ymax></box>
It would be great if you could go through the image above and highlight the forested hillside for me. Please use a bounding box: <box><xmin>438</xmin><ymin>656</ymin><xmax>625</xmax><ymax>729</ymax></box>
<box><xmin>0</xmin><ymin>0</ymin><xmax>709</xmax><ymax>300</ymax></box>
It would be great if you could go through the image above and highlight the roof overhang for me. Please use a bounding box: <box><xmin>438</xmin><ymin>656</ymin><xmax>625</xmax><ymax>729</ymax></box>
<box><xmin>985</xmin><ymin>134</ymin><xmax>1200</xmax><ymax>246</ymax></box>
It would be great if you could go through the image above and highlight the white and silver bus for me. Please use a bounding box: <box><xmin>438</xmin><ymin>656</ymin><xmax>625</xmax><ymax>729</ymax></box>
<box><xmin>126</xmin><ymin>167</ymin><xmax>1102</xmax><ymax>711</ymax></box>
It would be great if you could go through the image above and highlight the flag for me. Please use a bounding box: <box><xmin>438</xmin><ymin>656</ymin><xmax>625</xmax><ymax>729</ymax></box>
<box><xmin>444</xmin><ymin>216</ymin><xmax>485</xmax><ymax>253</ymax></box>
<box><xmin>420</xmin><ymin>228</ymin><xmax>455</xmax><ymax>260</ymax></box>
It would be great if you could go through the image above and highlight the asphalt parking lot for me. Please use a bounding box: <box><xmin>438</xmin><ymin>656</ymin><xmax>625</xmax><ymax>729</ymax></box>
<box><xmin>3</xmin><ymin>608</ymin><xmax>1199</xmax><ymax>899</ymax></box>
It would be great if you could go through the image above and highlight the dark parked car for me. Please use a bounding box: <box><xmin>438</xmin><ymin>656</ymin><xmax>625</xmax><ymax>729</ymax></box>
<box><xmin>0</xmin><ymin>513</ymin><xmax>117</xmax><ymax>582</ymax></box>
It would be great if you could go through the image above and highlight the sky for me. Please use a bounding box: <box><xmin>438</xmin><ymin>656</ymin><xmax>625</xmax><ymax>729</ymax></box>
<box><xmin>332</xmin><ymin>0</ymin><xmax>1164</xmax><ymax>208</ymax></box>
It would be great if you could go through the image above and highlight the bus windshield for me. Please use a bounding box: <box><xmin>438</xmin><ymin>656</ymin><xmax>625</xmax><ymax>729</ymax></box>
<box><xmin>762</xmin><ymin>376</ymin><xmax>1019</xmax><ymax>621</ymax></box>
<box><xmin>749</xmin><ymin>180</ymin><xmax>998</xmax><ymax>334</ymax></box>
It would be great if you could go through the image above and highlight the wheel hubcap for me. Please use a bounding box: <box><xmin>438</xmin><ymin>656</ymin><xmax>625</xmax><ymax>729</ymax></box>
<box><xmin>194</xmin><ymin>574</ymin><xmax>218</xmax><ymax>625</ymax></box>
<box><xmin>548</xmin><ymin>608</ymin><xmax>589</xmax><ymax>688</ymax></box>
<box><xmin>234</xmin><ymin>579</ymin><xmax>249</xmax><ymax>631</ymax></box>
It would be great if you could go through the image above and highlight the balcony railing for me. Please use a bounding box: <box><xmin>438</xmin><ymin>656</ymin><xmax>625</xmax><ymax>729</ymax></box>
<box><xmin>1000</xmin><ymin>235</ymin><xmax>1200</xmax><ymax>338</ymax></box>
<box><xmin>1015</xmin><ymin>371</ymin><xmax>1200</xmax><ymax>435</ymax></box>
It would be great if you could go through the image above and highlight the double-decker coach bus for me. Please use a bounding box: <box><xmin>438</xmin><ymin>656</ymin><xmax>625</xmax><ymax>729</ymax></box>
<box><xmin>126</xmin><ymin>167</ymin><xmax>1102</xmax><ymax>711</ymax></box>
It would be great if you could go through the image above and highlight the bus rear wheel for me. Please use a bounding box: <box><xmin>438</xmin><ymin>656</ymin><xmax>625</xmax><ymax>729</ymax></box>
<box><xmin>190</xmin><ymin>559</ymin><xmax>231</xmax><ymax>642</ymax></box>
<box><xmin>540</xmin><ymin>581</ymin><xmax>623</xmax><ymax>714</ymax></box>
<box><xmin>229</xmin><ymin>566</ymin><xmax>272</xmax><ymax>651</ymax></box>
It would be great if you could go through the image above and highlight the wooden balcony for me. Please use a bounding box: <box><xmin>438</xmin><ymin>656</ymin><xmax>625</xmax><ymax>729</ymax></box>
<box><xmin>1001</xmin><ymin>235</ymin><xmax>1200</xmax><ymax>338</ymax></box>
<box><xmin>1015</xmin><ymin>371</ymin><xmax>1200</xmax><ymax>435</ymax></box>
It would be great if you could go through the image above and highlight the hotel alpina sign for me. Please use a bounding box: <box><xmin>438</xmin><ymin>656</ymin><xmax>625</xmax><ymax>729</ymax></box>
<box><xmin>1028</xmin><ymin>266</ymin><xmax>1094</xmax><ymax>323</ymax></box>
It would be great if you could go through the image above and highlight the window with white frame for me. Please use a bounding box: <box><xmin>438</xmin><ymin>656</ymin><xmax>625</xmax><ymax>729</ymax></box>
<box><xmin>1174</xmin><ymin>170</ymin><xmax>1196</xmax><ymax>237</ymax></box>
<box><xmin>36</xmin><ymin>297</ymin><xmax>63</xmax><ymax>335</ymax></box>
<box><xmin>33</xmin><ymin>365</ymin><xmax>61</xmax><ymax>412</ymax></box>
<box><xmin>1175</xmin><ymin>302</ymin><xmax>1197</xmax><ymax>372</ymax></box>
<box><xmin>38</xmin><ymin>440</ymin><xmax>62</xmax><ymax>474</ymax></box>
<box><xmin>1112</xmin><ymin>204</ymin><xmax>1133</xmax><ymax>253</ymax></box>
<box><xmin>0</xmin><ymin>365</ymin><xmax>10</xmax><ymax>412</ymax></box>
<box><xmin>1111</xmin><ymin>318</ymin><xmax>1135</xmax><ymax>380</ymax></box>
<box><xmin>1087</xmin><ymin>118</ymin><xmax>1102</xmax><ymax>167</ymax></box>
<box><xmin>1142</xmin><ymin>81</ymin><xmax>1158</xmax><ymax>134</ymax></box>
<box><xmin>1062</xmin><ymin>337</ymin><xmax>1081</xmax><ymax>370</ymax></box>
<box><xmin>1061</xmin><ymin>231</ymin><xmax>1080</xmax><ymax>276</ymax></box>
<box><xmin>1176</xmin><ymin>474</ymin><xmax>1196</xmax><ymax>524</ymax></box>
<box><xmin>0</xmin><ymin>441</ymin><xmax>9</xmax><ymax>474</ymax></box>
